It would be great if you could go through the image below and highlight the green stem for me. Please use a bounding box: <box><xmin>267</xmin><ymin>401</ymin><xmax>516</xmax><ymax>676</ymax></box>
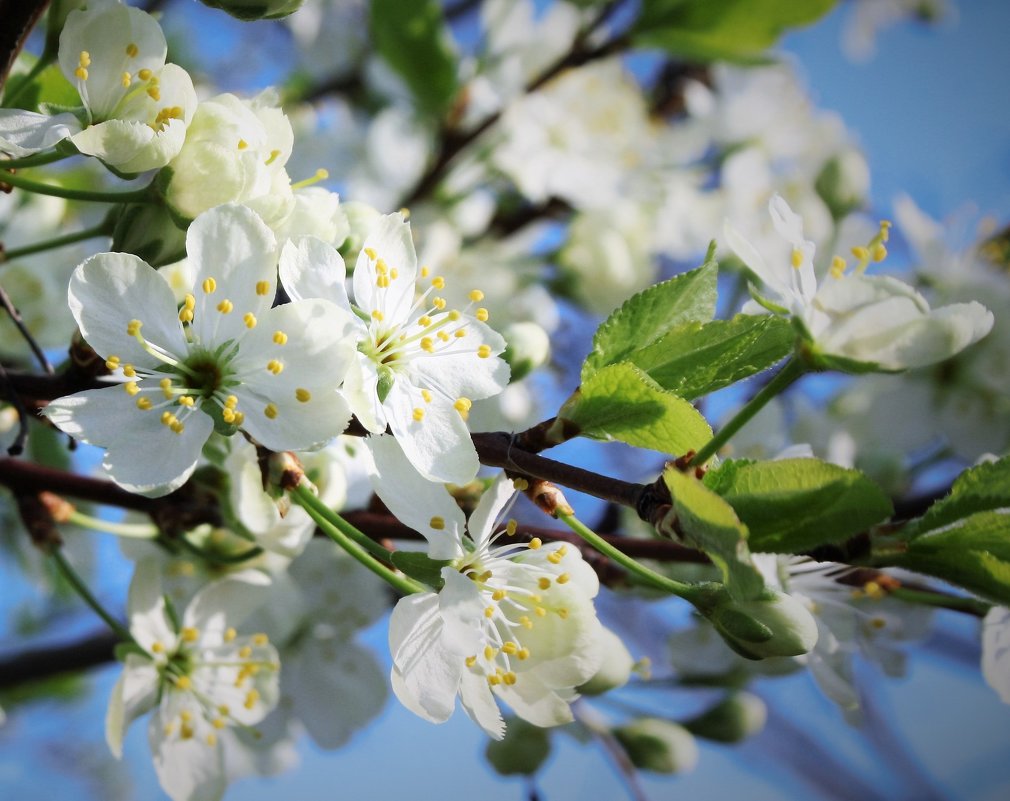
<box><xmin>292</xmin><ymin>483</ymin><xmax>423</xmax><ymax>596</ymax></box>
<box><xmin>1</xmin><ymin>150</ymin><xmax>72</xmax><ymax>170</ymax></box>
<box><xmin>293</xmin><ymin>483</ymin><xmax>393</xmax><ymax>561</ymax></box>
<box><xmin>67</xmin><ymin>510</ymin><xmax>158</xmax><ymax>539</ymax></box>
<box><xmin>3</xmin><ymin>221</ymin><xmax>112</xmax><ymax>261</ymax></box>
<box><xmin>689</xmin><ymin>358</ymin><xmax>806</xmax><ymax>466</ymax></box>
<box><xmin>557</xmin><ymin>511</ymin><xmax>698</xmax><ymax>601</ymax></box>
<box><xmin>51</xmin><ymin>547</ymin><xmax>133</xmax><ymax>642</ymax></box>
<box><xmin>175</xmin><ymin>535</ymin><xmax>264</xmax><ymax>565</ymax></box>
<box><xmin>1</xmin><ymin>169</ymin><xmax>155</xmax><ymax>203</ymax></box>
<box><xmin>889</xmin><ymin>586</ymin><xmax>991</xmax><ymax>617</ymax></box>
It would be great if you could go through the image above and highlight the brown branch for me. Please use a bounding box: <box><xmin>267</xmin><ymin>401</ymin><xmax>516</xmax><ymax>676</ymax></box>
<box><xmin>0</xmin><ymin>0</ymin><xmax>50</xmax><ymax>90</ymax></box>
<box><xmin>0</xmin><ymin>629</ymin><xmax>118</xmax><ymax>687</ymax></box>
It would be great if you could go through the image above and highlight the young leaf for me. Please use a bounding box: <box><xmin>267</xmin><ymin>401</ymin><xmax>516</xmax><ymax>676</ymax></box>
<box><xmin>561</xmin><ymin>362</ymin><xmax>712</xmax><ymax>456</ymax></box>
<box><xmin>703</xmin><ymin>458</ymin><xmax>893</xmax><ymax>553</ymax></box>
<box><xmin>632</xmin><ymin>0</ymin><xmax>836</xmax><ymax>64</ymax></box>
<box><xmin>904</xmin><ymin>456</ymin><xmax>1010</xmax><ymax>536</ymax></box>
<box><xmin>582</xmin><ymin>257</ymin><xmax>718</xmax><ymax>381</ymax></box>
<box><xmin>627</xmin><ymin>315</ymin><xmax>794</xmax><ymax>400</ymax></box>
<box><xmin>663</xmin><ymin>467</ymin><xmax>766</xmax><ymax>601</ymax></box>
<box><xmin>370</xmin><ymin>0</ymin><xmax>458</xmax><ymax>119</ymax></box>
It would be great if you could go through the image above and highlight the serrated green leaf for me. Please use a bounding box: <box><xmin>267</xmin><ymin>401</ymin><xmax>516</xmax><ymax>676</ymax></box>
<box><xmin>885</xmin><ymin>509</ymin><xmax>1010</xmax><ymax>605</ymax></box>
<box><xmin>390</xmin><ymin>550</ymin><xmax>449</xmax><ymax>589</ymax></box>
<box><xmin>664</xmin><ymin>468</ymin><xmax>765</xmax><ymax>600</ymax></box>
<box><xmin>633</xmin><ymin>0</ymin><xmax>836</xmax><ymax>64</ymax></box>
<box><xmin>627</xmin><ymin>315</ymin><xmax>793</xmax><ymax>400</ymax></box>
<box><xmin>562</xmin><ymin>362</ymin><xmax>712</xmax><ymax>456</ymax></box>
<box><xmin>371</xmin><ymin>0</ymin><xmax>458</xmax><ymax>118</ymax></box>
<box><xmin>703</xmin><ymin>458</ymin><xmax>893</xmax><ymax>553</ymax></box>
<box><xmin>582</xmin><ymin>259</ymin><xmax>718</xmax><ymax>381</ymax></box>
<box><xmin>906</xmin><ymin>456</ymin><xmax>1010</xmax><ymax>536</ymax></box>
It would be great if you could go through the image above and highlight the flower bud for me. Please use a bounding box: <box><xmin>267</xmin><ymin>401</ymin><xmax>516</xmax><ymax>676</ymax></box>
<box><xmin>613</xmin><ymin>718</ymin><xmax>699</xmax><ymax>775</ymax></box>
<box><xmin>578</xmin><ymin>627</ymin><xmax>634</xmax><ymax>696</ymax></box>
<box><xmin>501</xmin><ymin>321</ymin><xmax>550</xmax><ymax>382</ymax></box>
<box><xmin>684</xmin><ymin>692</ymin><xmax>767</xmax><ymax>743</ymax></box>
<box><xmin>815</xmin><ymin>147</ymin><xmax>870</xmax><ymax>220</ymax></box>
<box><xmin>197</xmin><ymin>0</ymin><xmax>304</xmax><ymax>20</ymax></box>
<box><xmin>703</xmin><ymin>588</ymin><xmax>818</xmax><ymax>660</ymax></box>
<box><xmin>112</xmin><ymin>203</ymin><xmax>188</xmax><ymax>267</ymax></box>
<box><xmin>339</xmin><ymin>201</ymin><xmax>382</xmax><ymax>264</ymax></box>
<box><xmin>485</xmin><ymin>718</ymin><xmax>551</xmax><ymax>776</ymax></box>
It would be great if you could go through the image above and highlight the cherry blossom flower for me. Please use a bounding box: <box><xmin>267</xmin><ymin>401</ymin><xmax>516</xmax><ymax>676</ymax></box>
<box><xmin>44</xmin><ymin>204</ymin><xmax>356</xmax><ymax>497</ymax></box>
<box><xmin>281</xmin><ymin>213</ymin><xmax>509</xmax><ymax>484</ymax></box>
<box><xmin>368</xmin><ymin>435</ymin><xmax>604</xmax><ymax>738</ymax></box>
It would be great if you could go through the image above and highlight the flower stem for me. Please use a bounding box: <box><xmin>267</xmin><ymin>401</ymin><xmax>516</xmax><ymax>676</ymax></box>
<box><xmin>1</xmin><ymin>150</ymin><xmax>71</xmax><ymax>170</ymax></box>
<box><xmin>889</xmin><ymin>586</ymin><xmax>991</xmax><ymax>617</ymax></box>
<box><xmin>2</xmin><ymin>220</ymin><xmax>112</xmax><ymax>261</ymax></box>
<box><xmin>175</xmin><ymin>535</ymin><xmax>264</xmax><ymax>565</ymax></box>
<box><xmin>292</xmin><ymin>483</ymin><xmax>393</xmax><ymax>561</ymax></box>
<box><xmin>50</xmin><ymin>548</ymin><xmax>133</xmax><ymax>642</ymax></box>
<box><xmin>67</xmin><ymin>510</ymin><xmax>159</xmax><ymax>539</ymax></box>
<box><xmin>292</xmin><ymin>483</ymin><xmax>423</xmax><ymax>596</ymax></box>
<box><xmin>556</xmin><ymin>511</ymin><xmax>699</xmax><ymax>601</ymax></box>
<box><xmin>689</xmin><ymin>358</ymin><xmax>806</xmax><ymax>467</ymax></box>
<box><xmin>0</xmin><ymin>169</ymin><xmax>155</xmax><ymax>203</ymax></box>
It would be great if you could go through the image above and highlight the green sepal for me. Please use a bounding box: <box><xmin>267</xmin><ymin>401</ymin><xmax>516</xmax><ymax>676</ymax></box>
<box><xmin>376</xmin><ymin>365</ymin><xmax>396</xmax><ymax>404</ymax></box>
<box><xmin>390</xmin><ymin>552</ymin><xmax>450</xmax><ymax>590</ymax></box>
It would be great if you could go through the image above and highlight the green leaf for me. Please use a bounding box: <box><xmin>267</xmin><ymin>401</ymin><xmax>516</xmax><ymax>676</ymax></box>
<box><xmin>370</xmin><ymin>0</ymin><xmax>458</xmax><ymax>118</ymax></box>
<box><xmin>3</xmin><ymin>59</ymin><xmax>78</xmax><ymax>112</ymax></box>
<box><xmin>390</xmin><ymin>551</ymin><xmax>450</xmax><ymax>589</ymax></box>
<box><xmin>906</xmin><ymin>456</ymin><xmax>1010</xmax><ymax>536</ymax></box>
<box><xmin>562</xmin><ymin>362</ymin><xmax>712</xmax><ymax>456</ymax></box>
<box><xmin>627</xmin><ymin>315</ymin><xmax>794</xmax><ymax>400</ymax></box>
<box><xmin>582</xmin><ymin>257</ymin><xmax>718</xmax><ymax>381</ymax></box>
<box><xmin>885</xmin><ymin>509</ymin><xmax>1010</xmax><ymax>605</ymax></box>
<box><xmin>633</xmin><ymin>0</ymin><xmax>836</xmax><ymax>64</ymax></box>
<box><xmin>663</xmin><ymin>468</ymin><xmax>765</xmax><ymax>600</ymax></box>
<box><xmin>703</xmin><ymin>458</ymin><xmax>893</xmax><ymax>553</ymax></box>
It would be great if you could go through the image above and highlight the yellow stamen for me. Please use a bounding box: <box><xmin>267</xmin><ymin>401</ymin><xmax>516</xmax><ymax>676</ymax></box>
<box><xmin>264</xmin><ymin>403</ymin><xmax>278</xmax><ymax>420</ymax></box>
<box><xmin>124</xmin><ymin>382</ymin><xmax>140</xmax><ymax>396</ymax></box>
<box><xmin>202</xmin><ymin>278</ymin><xmax>217</xmax><ymax>294</ymax></box>
<box><xmin>790</xmin><ymin>248</ymin><xmax>804</xmax><ymax>269</ymax></box>
<box><xmin>556</xmin><ymin>572</ymin><xmax>570</xmax><ymax>584</ymax></box>
<box><xmin>126</xmin><ymin>43</ymin><xmax>139</xmax><ymax>57</ymax></box>
<box><xmin>267</xmin><ymin>359</ymin><xmax>283</xmax><ymax>375</ymax></box>
<box><xmin>476</xmin><ymin>308</ymin><xmax>489</xmax><ymax>322</ymax></box>
<box><xmin>477</xmin><ymin>345</ymin><xmax>491</xmax><ymax>359</ymax></box>
<box><xmin>244</xmin><ymin>312</ymin><xmax>257</xmax><ymax>328</ymax></box>
<box><xmin>469</xmin><ymin>289</ymin><xmax>485</xmax><ymax>302</ymax></box>
<box><xmin>273</xmin><ymin>330</ymin><xmax>288</xmax><ymax>345</ymax></box>
<box><xmin>528</xmin><ymin>537</ymin><xmax>541</xmax><ymax>550</ymax></box>
<box><xmin>412</xmin><ymin>407</ymin><xmax>425</xmax><ymax>422</ymax></box>
<box><xmin>175</xmin><ymin>676</ymin><xmax>192</xmax><ymax>691</ymax></box>
<box><xmin>295</xmin><ymin>388</ymin><xmax>311</xmax><ymax>403</ymax></box>
<box><xmin>429</xmin><ymin>516</ymin><xmax>445</xmax><ymax>530</ymax></box>
<box><xmin>255</xmin><ymin>280</ymin><xmax>270</xmax><ymax>296</ymax></box>
<box><xmin>127</xmin><ymin>319</ymin><xmax>142</xmax><ymax>336</ymax></box>
<box><xmin>431</xmin><ymin>276</ymin><xmax>445</xmax><ymax>289</ymax></box>
<box><xmin>537</xmin><ymin>577</ymin><xmax>551</xmax><ymax>590</ymax></box>
<box><xmin>216</xmin><ymin>299</ymin><xmax>233</xmax><ymax>314</ymax></box>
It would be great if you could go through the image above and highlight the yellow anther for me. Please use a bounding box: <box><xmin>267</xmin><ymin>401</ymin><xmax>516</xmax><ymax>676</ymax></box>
<box><xmin>447</xmin><ymin>310</ymin><xmax>461</xmax><ymax>321</ymax></box>
<box><xmin>244</xmin><ymin>312</ymin><xmax>257</xmax><ymax>328</ymax></box>
<box><xmin>255</xmin><ymin>280</ymin><xmax>270</xmax><ymax>296</ymax></box>
<box><xmin>237</xmin><ymin>139</ymin><xmax>248</xmax><ymax>150</ymax></box>
<box><xmin>267</xmin><ymin>359</ymin><xmax>284</xmax><ymax>375</ymax></box>
<box><xmin>217</xmin><ymin>299</ymin><xmax>233</xmax><ymax>314</ymax></box>
<box><xmin>147</xmin><ymin>86</ymin><xmax>161</xmax><ymax>101</ymax></box>
<box><xmin>364</xmin><ymin>248</ymin><xmax>377</xmax><ymax>260</ymax></box>
<box><xmin>469</xmin><ymin>289</ymin><xmax>485</xmax><ymax>302</ymax></box>
<box><xmin>178</xmin><ymin>396</ymin><xmax>195</xmax><ymax>407</ymax></box>
<box><xmin>528</xmin><ymin>537</ymin><xmax>542</xmax><ymax>550</ymax></box>
<box><xmin>74</xmin><ymin>66</ymin><xmax>89</xmax><ymax>80</ymax></box>
<box><xmin>244</xmin><ymin>690</ymin><xmax>260</xmax><ymax>710</ymax></box>
<box><xmin>239</xmin><ymin>646</ymin><xmax>253</xmax><ymax>659</ymax></box>
<box><xmin>205</xmin><ymin>733</ymin><xmax>218</xmax><ymax>747</ymax></box>
<box><xmin>506</xmin><ymin>519</ymin><xmax>518</xmax><ymax>536</ymax></box>
<box><xmin>513</xmin><ymin>478</ymin><xmax>529</xmax><ymax>491</ymax></box>
<box><xmin>491</xmin><ymin>589</ymin><xmax>507</xmax><ymax>601</ymax></box>
<box><xmin>487</xmin><ymin>674</ymin><xmax>501</xmax><ymax>686</ymax></box>
<box><xmin>429</xmin><ymin>516</ymin><xmax>445</xmax><ymax>530</ymax></box>
<box><xmin>161</xmin><ymin>411</ymin><xmax>174</xmax><ymax>425</ymax></box>
<box><xmin>224</xmin><ymin>395</ymin><xmax>238</xmax><ymax>409</ymax></box>
<box><xmin>264</xmin><ymin>403</ymin><xmax>278</xmax><ymax>420</ymax></box>
<box><xmin>484</xmin><ymin>606</ymin><xmax>495</xmax><ymax>619</ymax></box>
<box><xmin>418</xmin><ymin>315</ymin><xmax>432</xmax><ymax>327</ymax></box>
<box><xmin>79</xmin><ymin>50</ymin><xmax>91</xmax><ymax>65</ymax></box>
<box><xmin>295</xmin><ymin>388</ymin><xmax>311</xmax><ymax>403</ymax></box>
<box><xmin>175</xmin><ymin>676</ymin><xmax>192</xmax><ymax>691</ymax></box>
<box><xmin>503</xmin><ymin>671</ymin><xmax>517</xmax><ymax>686</ymax></box>
<box><xmin>181</xmin><ymin>712</ymin><xmax>194</xmax><ymax>727</ymax></box>
<box><xmin>477</xmin><ymin>345</ymin><xmax>492</xmax><ymax>359</ymax></box>
<box><xmin>556</xmin><ymin>572</ymin><xmax>570</xmax><ymax>585</ymax></box>
<box><xmin>224</xmin><ymin>628</ymin><xmax>237</xmax><ymax>642</ymax></box>
<box><xmin>420</xmin><ymin>337</ymin><xmax>434</xmax><ymax>352</ymax></box>
<box><xmin>126</xmin><ymin>43</ymin><xmax>139</xmax><ymax>57</ymax></box>
<box><xmin>454</xmin><ymin>397</ymin><xmax>472</xmax><ymax>417</ymax></box>
<box><xmin>376</xmin><ymin>274</ymin><xmax>390</xmax><ymax>288</ymax></box>
<box><xmin>120</xmin><ymin>364</ymin><xmax>136</xmax><ymax>378</ymax></box>
<box><xmin>432</xmin><ymin>297</ymin><xmax>446</xmax><ymax>310</ymax></box>
<box><xmin>273</xmin><ymin>330</ymin><xmax>288</xmax><ymax>345</ymax></box>
<box><xmin>179</xmin><ymin>307</ymin><xmax>194</xmax><ymax>323</ymax></box>
<box><xmin>537</xmin><ymin>577</ymin><xmax>551</xmax><ymax>590</ymax></box>
<box><xmin>790</xmin><ymin>248</ymin><xmax>804</xmax><ymax>269</ymax></box>
<box><xmin>863</xmin><ymin>580</ymin><xmax>885</xmax><ymax>600</ymax></box>
<box><xmin>138</xmin><ymin>68</ymin><xmax>152</xmax><ymax>81</ymax></box>
<box><xmin>476</xmin><ymin>308</ymin><xmax>489</xmax><ymax>322</ymax></box>
<box><xmin>375</xmin><ymin>260</ymin><xmax>387</xmax><ymax>276</ymax></box>
<box><xmin>184</xmin><ymin>293</ymin><xmax>196</xmax><ymax>309</ymax></box>
<box><xmin>121</xmin><ymin>72</ymin><xmax>131</xmax><ymax>87</ymax></box>
<box><xmin>431</xmin><ymin>276</ymin><xmax>445</xmax><ymax>289</ymax></box>
<box><xmin>420</xmin><ymin>266</ymin><xmax>430</xmax><ymax>278</ymax></box>
<box><xmin>437</xmin><ymin>331</ymin><xmax>449</xmax><ymax>342</ymax></box>
<box><xmin>557</xmin><ymin>608</ymin><xmax>569</xmax><ymax>619</ymax></box>
<box><xmin>870</xmin><ymin>617</ymin><xmax>887</xmax><ymax>629</ymax></box>
<box><xmin>412</xmin><ymin>407</ymin><xmax>425</xmax><ymax>422</ymax></box>
<box><xmin>233</xmin><ymin>411</ymin><xmax>245</xmax><ymax>425</ymax></box>
<box><xmin>484</xmin><ymin>645</ymin><xmax>496</xmax><ymax>660</ymax></box>
<box><xmin>478</xmin><ymin>570</ymin><xmax>493</xmax><ymax>583</ymax></box>
<box><xmin>851</xmin><ymin>245</ymin><xmax>870</xmax><ymax>262</ymax></box>
<box><xmin>465</xmin><ymin>655</ymin><xmax>478</xmax><ymax>668</ymax></box>
<box><xmin>519</xmin><ymin>615</ymin><xmax>533</xmax><ymax>630</ymax></box>
<box><xmin>879</xmin><ymin>220</ymin><xmax>892</xmax><ymax>241</ymax></box>
<box><xmin>517</xmin><ymin>647</ymin><xmax>530</xmax><ymax>660</ymax></box>
<box><xmin>264</xmin><ymin>149</ymin><xmax>281</xmax><ymax>166</ymax></box>
<box><xmin>535</xmin><ymin>606</ymin><xmax>547</xmax><ymax>617</ymax></box>
<box><xmin>202</xmin><ymin>278</ymin><xmax>217</xmax><ymax>294</ymax></box>
<box><xmin>180</xmin><ymin>722</ymin><xmax>194</xmax><ymax>740</ymax></box>
<box><xmin>253</xmin><ymin>633</ymin><xmax>268</xmax><ymax>646</ymax></box>
<box><xmin>454</xmin><ymin>329</ymin><xmax>466</xmax><ymax>338</ymax></box>
<box><xmin>160</xmin><ymin>377</ymin><xmax>173</xmax><ymax>398</ymax></box>
<box><xmin>136</xmin><ymin>397</ymin><xmax>152</xmax><ymax>411</ymax></box>
<box><xmin>830</xmin><ymin>255</ymin><xmax>847</xmax><ymax>278</ymax></box>
<box><xmin>127</xmin><ymin>319</ymin><xmax>143</xmax><ymax>336</ymax></box>
<box><xmin>218</xmin><ymin>704</ymin><xmax>230</xmax><ymax>716</ymax></box>
<box><xmin>212</xmin><ymin>717</ymin><xmax>227</xmax><ymax>729</ymax></box>
<box><xmin>872</xmin><ymin>243</ymin><xmax>888</xmax><ymax>262</ymax></box>
<box><xmin>390</xmin><ymin>268</ymin><xmax>398</xmax><ymax>279</ymax></box>
<box><xmin>105</xmin><ymin>356</ymin><xmax>121</xmax><ymax>371</ymax></box>
<box><xmin>501</xmin><ymin>642</ymin><xmax>518</xmax><ymax>655</ymax></box>
<box><xmin>372</xmin><ymin>310</ymin><xmax>384</xmax><ymax>321</ymax></box>
<box><xmin>222</xmin><ymin>408</ymin><xmax>236</xmax><ymax>424</ymax></box>
<box><xmin>421</xmin><ymin>389</ymin><xmax>433</xmax><ymax>403</ymax></box>
<box><xmin>151</xmin><ymin>641</ymin><xmax>164</xmax><ymax>654</ymax></box>
<box><xmin>124</xmin><ymin>382</ymin><xmax>140</xmax><ymax>396</ymax></box>
<box><xmin>181</xmin><ymin>626</ymin><xmax>199</xmax><ymax>643</ymax></box>
<box><xmin>547</xmin><ymin>551</ymin><xmax>563</xmax><ymax>565</ymax></box>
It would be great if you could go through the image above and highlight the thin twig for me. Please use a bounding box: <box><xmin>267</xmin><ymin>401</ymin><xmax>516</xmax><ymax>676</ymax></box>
<box><xmin>0</xmin><ymin>283</ymin><xmax>54</xmax><ymax>374</ymax></box>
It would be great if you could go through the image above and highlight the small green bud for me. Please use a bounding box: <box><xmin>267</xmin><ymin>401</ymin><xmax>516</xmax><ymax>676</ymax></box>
<box><xmin>703</xmin><ymin>588</ymin><xmax>818</xmax><ymax>660</ymax></box>
<box><xmin>501</xmin><ymin>322</ymin><xmax>550</xmax><ymax>381</ymax></box>
<box><xmin>578</xmin><ymin>627</ymin><xmax>634</xmax><ymax>696</ymax></box>
<box><xmin>684</xmin><ymin>692</ymin><xmax>767</xmax><ymax>743</ymax></box>
<box><xmin>815</xmin><ymin>148</ymin><xmax>870</xmax><ymax>220</ymax></box>
<box><xmin>112</xmin><ymin>203</ymin><xmax>187</xmax><ymax>267</ymax></box>
<box><xmin>197</xmin><ymin>0</ymin><xmax>304</xmax><ymax>21</ymax></box>
<box><xmin>485</xmin><ymin>718</ymin><xmax>551</xmax><ymax>776</ymax></box>
<box><xmin>613</xmin><ymin>718</ymin><xmax>699</xmax><ymax>775</ymax></box>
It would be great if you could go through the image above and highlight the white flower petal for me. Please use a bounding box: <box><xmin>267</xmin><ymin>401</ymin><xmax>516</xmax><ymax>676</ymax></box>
<box><xmin>0</xmin><ymin>109</ymin><xmax>80</xmax><ymax>157</ymax></box>
<box><xmin>127</xmin><ymin>559</ymin><xmax>176</xmax><ymax>650</ymax></box>
<box><xmin>235</xmin><ymin>384</ymin><xmax>350</xmax><ymax>452</ymax></box>
<box><xmin>410</xmin><ymin>323</ymin><xmax>510</xmax><ymax>401</ymax></box>
<box><xmin>149</xmin><ymin>708</ymin><xmax>226</xmax><ymax>801</ymax></box>
<box><xmin>278</xmin><ymin>236</ymin><xmax>350</xmax><ymax>311</ymax></box>
<box><xmin>494</xmin><ymin>674</ymin><xmax>574</xmax><ymax>728</ymax></box>
<box><xmin>982</xmin><ymin>606</ymin><xmax>1010</xmax><ymax>705</ymax></box>
<box><xmin>458</xmin><ymin>668</ymin><xmax>505</xmax><ymax>739</ymax></box>
<box><xmin>386</xmin><ymin>387</ymin><xmax>479</xmax><ymax>485</ymax></box>
<box><xmin>353</xmin><ymin>213</ymin><xmax>417</xmax><ymax>325</ymax></box>
<box><xmin>466</xmin><ymin>473</ymin><xmax>517</xmax><ymax>549</ymax></box>
<box><xmin>72</xmin><ymin>116</ymin><xmax>186</xmax><ymax>173</ymax></box>
<box><xmin>183</xmin><ymin>570</ymin><xmax>272</xmax><ymax>636</ymax></box>
<box><xmin>106</xmin><ymin>653</ymin><xmax>160</xmax><ymax>758</ymax></box>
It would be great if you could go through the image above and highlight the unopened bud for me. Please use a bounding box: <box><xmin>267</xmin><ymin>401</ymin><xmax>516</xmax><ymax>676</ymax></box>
<box><xmin>684</xmin><ymin>692</ymin><xmax>767</xmax><ymax>743</ymax></box>
<box><xmin>702</xmin><ymin>587</ymin><xmax>818</xmax><ymax>660</ymax></box>
<box><xmin>197</xmin><ymin>0</ymin><xmax>304</xmax><ymax>20</ymax></box>
<box><xmin>501</xmin><ymin>322</ymin><xmax>550</xmax><ymax>381</ymax></box>
<box><xmin>112</xmin><ymin>203</ymin><xmax>187</xmax><ymax>267</ymax></box>
<box><xmin>815</xmin><ymin>148</ymin><xmax>870</xmax><ymax>220</ymax></box>
<box><xmin>579</xmin><ymin>627</ymin><xmax>634</xmax><ymax>696</ymax></box>
<box><xmin>613</xmin><ymin>718</ymin><xmax>699</xmax><ymax>775</ymax></box>
<box><xmin>485</xmin><ymin>718</ymin><xmax>551</xmax><ymax>776</ymax></box>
